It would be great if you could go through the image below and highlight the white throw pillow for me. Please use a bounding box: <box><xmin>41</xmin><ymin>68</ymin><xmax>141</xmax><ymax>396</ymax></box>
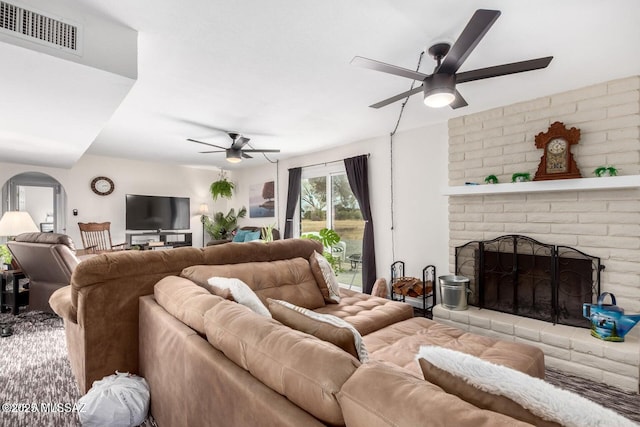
<box><xmin>416</xmin><ymin>346</ymin><xmax>637</xmax><ymax>427</ymax></box>
<box><xmin>312</xmin><ymin>251</ymin><xmax>341</xmax><ymax>303</ymax></box>
<box><xmin>207</xmin><ymin>277</ymin><xmax>271</xmax><ymax>318</ymax></box>
<box><xmin>271</xmin><ymin>299</ymin><xmax>368</xmax><ymax>362</ymax></box>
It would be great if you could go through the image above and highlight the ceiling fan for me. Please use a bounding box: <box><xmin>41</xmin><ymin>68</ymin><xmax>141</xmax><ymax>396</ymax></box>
<box><xmin>187</xmin><ymin>132</ymin><xmax>280</xmax><ymax>163</ymax></box>
<box><xmin>351</xmin><ymin>9</ymin><xmax>553</xmax><ymax>109</ymax></box>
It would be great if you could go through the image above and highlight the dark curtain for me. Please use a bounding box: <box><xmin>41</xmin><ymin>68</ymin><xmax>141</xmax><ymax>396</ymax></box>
<box><xmin>344</xmin><ymin>155</ymin><xmax>376</xmax><ymax>294</ymax></box>
<box><xmin>283</xmin><ymin>167</ymin><xmax>301</xmax><ymax>239</ymax></box>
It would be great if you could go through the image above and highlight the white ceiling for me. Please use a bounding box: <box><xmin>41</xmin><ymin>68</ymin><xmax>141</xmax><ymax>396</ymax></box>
<box><xmin>2</xmin><ymin>0</ymin><xmax>640</xmax><ymax>170</ymax></box>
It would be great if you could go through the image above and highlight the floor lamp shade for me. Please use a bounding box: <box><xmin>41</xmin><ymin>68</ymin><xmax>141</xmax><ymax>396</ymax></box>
<box><xmin>0</xmin><ymin>211</ymin><xmax>39</xmax><ymax>237</ymax></box>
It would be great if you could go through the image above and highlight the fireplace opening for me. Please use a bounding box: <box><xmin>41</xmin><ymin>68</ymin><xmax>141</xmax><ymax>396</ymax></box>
<box><xmin>455</xmin><ymin>235</ymin><xmax>603</xmax><ymax>328</ymax></box>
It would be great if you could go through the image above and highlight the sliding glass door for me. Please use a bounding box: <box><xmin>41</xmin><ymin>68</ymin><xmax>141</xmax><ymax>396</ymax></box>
<box><xmin>300</xmin><ymin>165</ymin><xmax>364</xmax><ymax>289</ymax></box>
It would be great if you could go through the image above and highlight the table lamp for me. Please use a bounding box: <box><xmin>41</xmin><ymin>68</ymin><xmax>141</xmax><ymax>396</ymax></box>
<box><xmin>0</xmin><ymin>211</ymin><xmax>39</xmax><ymax>237</ymax></box>
<box><xmin>0</xmin><ymin>211</ymin><xmax>39</xmax><ymax>269</ymax></box>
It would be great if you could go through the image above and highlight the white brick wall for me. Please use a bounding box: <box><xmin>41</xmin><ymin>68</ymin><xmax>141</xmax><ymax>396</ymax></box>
<box><xmin>449</xmin><ymin>76</ymin><xmax>640</xmax><ymax>185</ymax></box>
<box><xmin>447</xmin><ymin>75</ymin><xmax>640</xmax><ymax>313</ymax></box>
<box><xmin>445</xmin><ymin>76</ymin><xmax>640</xmax><ymax>392</ymax></box>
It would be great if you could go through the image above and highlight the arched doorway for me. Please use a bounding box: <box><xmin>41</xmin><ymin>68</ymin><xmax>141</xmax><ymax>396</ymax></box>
<box><xmin>1</xmin><ymin>172</ymin><xmax>67</xmax><ymax>241</ymax></box>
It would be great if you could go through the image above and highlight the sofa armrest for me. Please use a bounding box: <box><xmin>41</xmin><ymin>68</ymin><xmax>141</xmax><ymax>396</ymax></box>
<box><xmin>49</xmin><ymin>286</ymin><xmax>77</xmax><ymax>323</ymax></box>
<box><xmin>337</xmin><ymin>361</ymin><xmax>532</xmax><ymax>427</ymax></box>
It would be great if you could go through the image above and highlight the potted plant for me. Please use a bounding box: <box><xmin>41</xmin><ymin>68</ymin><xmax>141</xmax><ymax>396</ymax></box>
<box><xmin>511</xmin><ymin>172</ymin><xmax>531</xmax><ymax>183</ymax></box>
<box><xmin>484</xmin><ymin>174</ymin><xmax>498</xmax><ymax>184</ymax></box>
<box><xmin>301</xmin><ymin>228</ymin><xmax>343</xmax><ymax>273</ymax></box>
<box><xmin>261</xmin><ymin>223</ymin><xmax>276</xmax><ymax>242</ymax></box>
<box><xmin>0</xmin><ymin>244</ymin><xmax>11</xmax><ymax>268</ymax></box>
<box><xmin>209</xmin><ymin>171</ymin><xmax>235</xmax><ymax>201</ymax></box>
<box><xmin>203</xmin><ymin>206</ymin><xmax>247</xmax><ymax>240</ymax></box>
<box><xmin>594</xmin><ymin>166</ymin><xmax>618</xmax><ymax>177</ymax></box>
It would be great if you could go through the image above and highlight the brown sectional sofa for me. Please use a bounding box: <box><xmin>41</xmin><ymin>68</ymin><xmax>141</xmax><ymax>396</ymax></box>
<box><xmin>50</xmin><ymin>238</ymin><xmax>545</xmax><ymax>426</ymax></box>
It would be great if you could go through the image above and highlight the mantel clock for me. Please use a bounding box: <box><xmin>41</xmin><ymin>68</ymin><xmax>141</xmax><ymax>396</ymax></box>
<box><xmin>533</xmin><ymin>121</ymin><xmax>581</xmax><ymax>181</ymax></box>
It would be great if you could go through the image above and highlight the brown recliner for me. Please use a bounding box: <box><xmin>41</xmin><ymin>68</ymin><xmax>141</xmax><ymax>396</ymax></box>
<box><xmin>7</xmin><ymin>232</ymin><xmax>80</xmax><ymax>313</ymax></box>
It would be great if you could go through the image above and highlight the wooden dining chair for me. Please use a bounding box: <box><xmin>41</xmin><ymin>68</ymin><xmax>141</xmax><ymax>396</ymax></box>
<box><xmin>77</xmin><ymin>222</ymin><xmax>127</xmax><ymax>254</ymax></box>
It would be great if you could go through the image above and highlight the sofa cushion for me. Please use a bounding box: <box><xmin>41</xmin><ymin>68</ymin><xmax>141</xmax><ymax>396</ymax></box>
<box><xmin>417</xmin><ymin>346</ymin><xmax>637</xmax><ymax>427</ymax></box>
<box><xmin>203</xmin><ymin>285</ymin><xmax>234</xmax><ymax>301</ymax></box>
<box><xmin>313</xmin><ymin>288</ymin><xmax>414</xmax><ymax>336</ymax></box>
<box><xmin>204</xmin><ymin>300</ymin><xmax>359</xmax><ymax>426</ymax></box>
<box><xmin>371</xmin><ymin>278</ymin><xmax>388</xmax><ymax>298</ymax></box>
<box><xmin>243</xmin><ymin>230</ymin><xmax>261</xmax><ymax>242</ymax></box>
<box><xmin>232</xmin><ymin>229</ymin><xmax>250</xmax><ymax>242</ymax></box>
<box><xmin>154</xmin><ymin>276</ymin><xmax>225</xmax><ymax>335</ymax></box>
<box><xmin>363</xmin><ymin>317</ymin><xmax>545</xmax><ymax>379</ymax></box>
<box><xmin>337</xmin><ymin>360</ymin><xmax>532</xmax><ymax>427</ymax></box>
<box><xmin>309</xmin><ymin>251</ymin><xmax>341</xmax><ymax>303</ymax></box>
<box><xmin>207</xmin><ymin>277</ymin><xmax>271</xmax><ymax>317</ymax></box>
<box><xmin>181</xmin><ymin>258</ymin><xmax>326</xmax><ymax>309</ymax></box>
<box><xmin>200</xmin><ymin>239</ymin><xmax>321</xmax><ymax>266</ymax></box>
<box><xmin>268</xmin><ymin>298</ymin><xmax>368</xmax><ymax>361</ymax></box>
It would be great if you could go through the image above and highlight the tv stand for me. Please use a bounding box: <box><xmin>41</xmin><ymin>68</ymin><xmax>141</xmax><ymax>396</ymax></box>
<box><xmin>126</xmin><ymin>231</ymin><xmax>192</xmax><ymax>249</ymax></box>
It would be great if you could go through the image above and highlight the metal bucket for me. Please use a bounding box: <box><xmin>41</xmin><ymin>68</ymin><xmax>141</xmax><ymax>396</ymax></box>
<box><xmin>438</xmin><ymin>275</ymin><xmax>471</xmax><ymax>310</ymax></box>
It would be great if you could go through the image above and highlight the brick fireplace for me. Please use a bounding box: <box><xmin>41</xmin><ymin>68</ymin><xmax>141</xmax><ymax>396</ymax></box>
<box><xmin>455</xmin><ymin>234</ymin><xmax>602</xmax><ymax>328</ymax></box>
<box><xmin>439</xmin><ymin>75</ymin><xmax>640</xmax><ymax>392</ymax></box>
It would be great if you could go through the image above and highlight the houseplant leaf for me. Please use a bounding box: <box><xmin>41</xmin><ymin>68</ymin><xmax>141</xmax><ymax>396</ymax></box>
<box><xmin>301</xmin><ymin>228</ymin><xmax>343</xmax><ymax>273</ymax></box>
<box><xmin>203</xmin><ymin>206</ymin><xmax>247</xmax><ymax>240</ymax></box>
<box><xmin>209</xmin><ymin>177</ymin><xmax>235</xmax><ymax>201</ymax></box>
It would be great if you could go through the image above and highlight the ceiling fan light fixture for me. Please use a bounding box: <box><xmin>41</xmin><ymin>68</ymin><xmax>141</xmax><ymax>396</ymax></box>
<box><xmin>226</xmin><ymin>149</ymin><xmax>242</xmax><ymax>163</ymax></box>
<box><xmin>423</xmin><ymin>74</ymin><xmax>456</xmax><ymax>108</ymax></box>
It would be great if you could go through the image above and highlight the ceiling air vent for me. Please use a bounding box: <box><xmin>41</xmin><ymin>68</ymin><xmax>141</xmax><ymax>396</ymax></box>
<box><xmin>0</xmin><ymin>1</ymin><xmax>81</xmax><ymax>54</ymax></box>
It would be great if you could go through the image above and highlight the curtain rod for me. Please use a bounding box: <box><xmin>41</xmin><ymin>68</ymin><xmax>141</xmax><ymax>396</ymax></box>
<box><xmin>297</xmin><ymin>153</ymin><xmax>370</xmax><ymax>170</ymax></box>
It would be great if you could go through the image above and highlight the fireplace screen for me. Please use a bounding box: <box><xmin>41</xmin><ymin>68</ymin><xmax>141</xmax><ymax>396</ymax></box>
<box><xmin>455</xmin><ymin>235</ymin><xmax>603</xmax><ymax>328</ymax></box>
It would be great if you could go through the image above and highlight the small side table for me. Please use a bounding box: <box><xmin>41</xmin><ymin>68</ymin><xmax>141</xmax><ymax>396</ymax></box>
<box><xmin>1</xmin><ymin>269</ymin><xmax>29</xmax><ymax>315</ymax></box>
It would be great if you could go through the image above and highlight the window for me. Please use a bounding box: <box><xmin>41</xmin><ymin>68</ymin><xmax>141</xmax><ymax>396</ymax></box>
<box><xmin>300</xmin><ymin>164</ymin><xmax>364</xmax><ymax>289</ymax></box>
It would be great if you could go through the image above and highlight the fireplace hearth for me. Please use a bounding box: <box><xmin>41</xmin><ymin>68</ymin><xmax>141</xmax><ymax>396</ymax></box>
<box><xmin>455</xmin><ymin>235</ymin><xmax>603</xmax><ymax>328</ymax></box>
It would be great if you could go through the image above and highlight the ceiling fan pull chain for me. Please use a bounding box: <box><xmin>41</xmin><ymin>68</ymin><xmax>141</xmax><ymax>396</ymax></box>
<box><xmin>390</xmin><ymin>50</ymin><xmax>425</xmax><ymax>136</ymax></box>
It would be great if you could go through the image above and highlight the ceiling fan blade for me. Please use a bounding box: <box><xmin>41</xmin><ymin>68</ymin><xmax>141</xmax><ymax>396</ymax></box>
<box><xmin>450</xmin><ymin>90</ymin><xmax>468</xmax><ymax>109</ymax></box>
<box><xmin>369</xmin><ymin>85</ymin><xmax>424</xmax><ymax>109</ymax></box>
<box><xmin>351</xmin><ymin>56</ymin><xmax>429</xmax><ymax>81</ymax></box>
<box><xmin>456</xmin><ymin>56</ymin><xmax>553</xmax><ymax>84</ymax></box>
<box><xmin>242</xmin><ymin>149</ymin><xmax>281</xmax><ymax>153</ymax></box>
<box><xmin>242</xmin><ymin>152</ymin><xmax>253</xmax><ymax>159</ymax></box>
<box><xmin>198</xmin><ymin>150</ymin><xmax>225</xmax><ymax>154</ymax></box>
<box><xmin>438</xmin><ymin>9</ymin><xmax>501</xmax><ymax>74</ymax></box>
<box><xmin>187</xmin><ymin>138</ymin><xmax>228</xmax><ymax>150</ymax></box>
<box><xmin>172</xmin><ymin>117</ymin><xmax>232</xmax><ymax>133</ymax></box>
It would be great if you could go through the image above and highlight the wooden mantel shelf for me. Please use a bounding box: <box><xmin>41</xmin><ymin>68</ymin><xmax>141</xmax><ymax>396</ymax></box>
<box><xmin>443</xmin><ymin>175</ymin><xmax>640</xmax><ymax>196</ymax></box>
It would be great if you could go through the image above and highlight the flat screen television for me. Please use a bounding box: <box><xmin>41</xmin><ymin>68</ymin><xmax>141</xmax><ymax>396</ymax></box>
<box><xmin>126</xmin><ymin>194</ymin><xmax>190</xmax><ymax>231</ymax></box>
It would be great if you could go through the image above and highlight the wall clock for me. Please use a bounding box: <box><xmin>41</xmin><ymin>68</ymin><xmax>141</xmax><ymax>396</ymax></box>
<box><xmin>91</xmin><ymin>176</ymin><xmax>115</xmax><ymax>196</ymax></box>
<box><xmin>533</xmin><ymin>121</ymin><xmax>582</xmax><ymax>181</ymax></box>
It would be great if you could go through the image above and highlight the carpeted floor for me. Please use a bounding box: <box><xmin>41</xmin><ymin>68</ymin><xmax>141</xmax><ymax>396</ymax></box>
<box><xmin>1</xmin><ymin>311</ymin><xmax>83</xmax><ymax>427</ymax></box>
<box><xmin>545</xmin><ymin>367</ymin><xmax>640</xmax><ymax>424</ymax></box>
<box><xmin>1</xmin><ymin>311</ymin><xmax>639</xmax><ymax>426</ymax></box>
<box><xmin>0</xmin><ymin>311</ymin><xmax>156</xmax><ymax>427</ymax></box>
